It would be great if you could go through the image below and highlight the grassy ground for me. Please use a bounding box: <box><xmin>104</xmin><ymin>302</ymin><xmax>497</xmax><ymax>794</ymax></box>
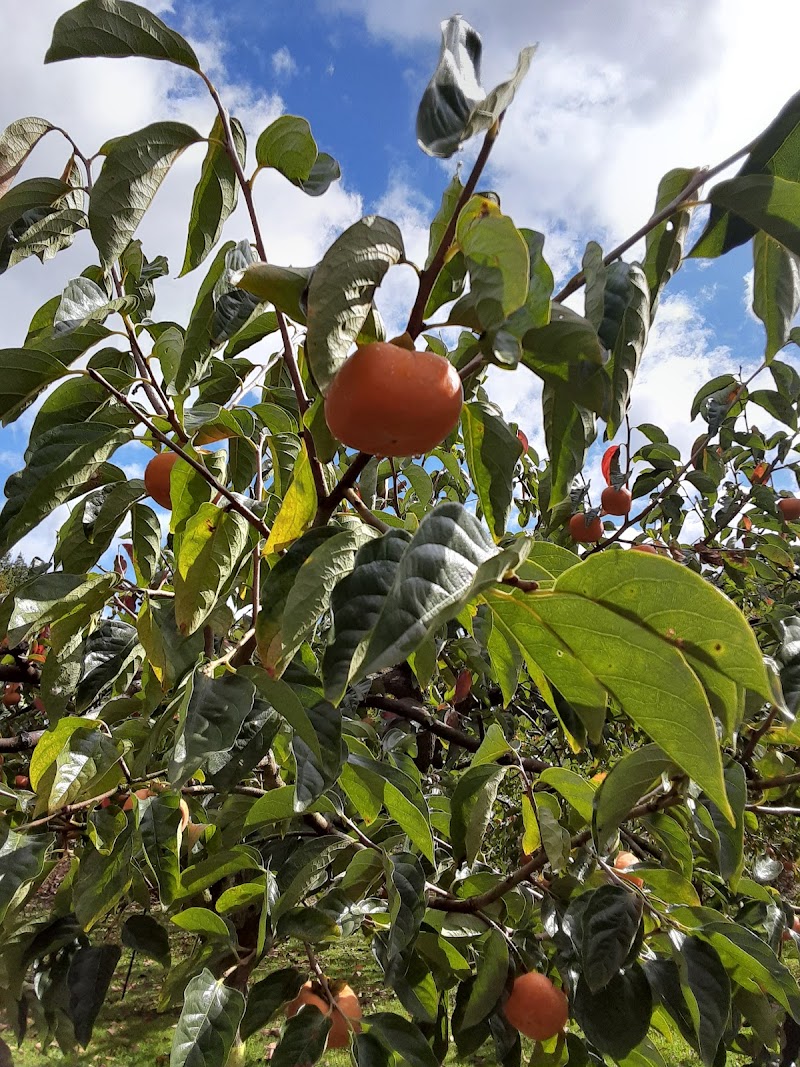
<box><xmin>0</xmin><ymin>930</ymin><xmax>718</xmax><ymax>1067</ymax></box>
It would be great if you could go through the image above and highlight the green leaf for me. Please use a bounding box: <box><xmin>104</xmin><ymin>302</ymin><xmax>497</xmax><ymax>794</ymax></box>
<box><xmin>703</xmin><ymin>922</ymin><xmax>800</xmax><ymax>1019</ymax></box>
<box><xmin>322</xmin><ymin>529</ymin><xmax>412</xmax><ymax>704</ymax></box>
<box><xmin>130</xmin><ymin>503</ymin><xmax>161</xmax><ymax>587</ymax></box>
<box><xmin>174</xmin><ymin>503</ymin><xmax>251</xmax><ymax>635</ymax></box>
<box><xmin>0</xmin><ymin>176</ymin><xmax>71</xmax><ymax>235</ymax></box>
<box><xmin>0</xmin><ymin>116</ymin><xmax>54</xmax><ymax>197</ymax></box>
<box><xmin>234</xmin><ymin>262</ymin><xmax>313</xmax><ymax>325</ymax></box>
<box><xmin>30</xmin><ymin>717</ymin><xmax>123</xmax><ymax>812</ymax></box>
<box><xmin>539</xmin><ymin>768</ymin><xmax>595</xmax><ymax>824</ymax></box>
<box><xmin>573</xmin><ymin>964</ymin><xmax>652</xmax><ymax>1060</ymax></box>
<box><xmin>264</xmin><ymin>442</ymin><xmax>318</xmax><ymax>556</ymax></box>
<box><xmin>244</xmin><ymin>670</ymin><xmax>322</xmax><ymax>763</ymax></box>
<box><xmin>305</xmin><ymin>215</ymin><xmax>404</xmax><ymax>393</ymax></box>
<box><xmin>46</xmin><ymin>0</ymin><xmax>200</xmax><ymax>70</ymax></box>
<box><xmin>240</xmin><ymin>968</ymin><xmax>305</xmax><ymax>1041</ymax></box>
<box><xmin>0</xmin><ymin>571</ymin><xmax>114</xmax><ymax>647</ymax></box>
<box><xmin>386</xmin><ymin>852</ymin><xmax>426</xmax><ymax>968</ymax></box>
<box><xmin>461</xmin><ymin>929</ymin><xmax>508</xmax><ymax>1029</ymax></box>
<box><xmin>181</xmin><ymin>114</ymin><xmax>245</xmax><ymax>275</ymax></box>
<box><xmin>256</xmin><ymin>114</ymin><xmax>317</xmax><ymax>182</ymax></box>
<box><xmin>136</xmin><ymin>598</ymin><xmax>204</xmax><ymax>690</ymax></box>
<box><xmin>674</xmin><ymin>935</ymin><xmax>730</xmax><ymax>1067</ymax></box>
<box><xmin>67</xmin><ymin>944</ymin><xmax>121</xmax><ymax>1048</ymax></box>
<box><xmin>261</xmin><ymin>523</ymin><xmax>376</xmax><ymax>676</ymax></box>
<box><xmin>169</xmin><ymin>671</ymin><xmax>257</xmax><ymax>786</ymax></box>
<box><xmin>0</xmin><ymin>422</ymin><xmax>132</xmax><ymax>555</ymax></box>
<box><xmin>703</xmin><ymin>174</ymin><xmax>800</xmax><ymax>258</ymax></box>
<box><xmin>706</xmin><ymin>762</ymin><xmax>746</xmax><ymax>888</ymax></box>
<box><xmin>752</xmin><ymin>230</ymin><xmax>800</xmax><ymax>360</ymax></box>
<box><xmin>691</xmin><ymin>91</ymin><xmax>800</xmax><ymax>257</ymax></box>
<box><xmin>122</xmin><ymin>914</ymin><xmax>171</xmax><ymax>967</ymax></box>
<box><xmin>73</xmin><ymin>833</ymin><xmax>134</xmax><ymax>930</ymax></box>
<box><xmin>384</xmin><ymin>783</ymin><xmax>435</xmax><ymax>865</ymax></box>
<box><xmin>368</xmin><ymin>1012</ymin><xmax>438</xmax><ymax>1067</ymax></box>
<box><xmin>171</xmin><ymin>908</ymin><xmax>230</xmax><ymax>940</ymax></box>
<box><xmin>416</xmin><ymin>15</ymin><xmax>534</xmax><ymax>159</ymax></box>
<box><xmin>593</xmin><ymin>744</ymin><xmax>674</xmax><ymax>852</ymax></box>
<box><xmin>581</xmin><ymin>885</ymin><xmax>643</xmax><ymax>992</ymax></box>
<box><xmin>643</xmin><ymin>167</ymin><xmax>700</xmax><ymax>307</ymax></box>
<box><xmin>0</xmin><ymin>828</ymin><xmax>53</xmax><ymax>926</ymax></box>
<box><xmin>90</xmin><ymin>121</ymin><xmax>203</xmax><ymax>264</ymax></box>
<box><xmin>76</xmin><ymin>619</ymin><xmax>140</xmax><ymax>711</ymax></box>
<box><xmin>139</xmin><ymin>794</ymin><xmax>182</xmax><ymax>906</ymax></box>
<box><xmin>462</xmin><ymin>401</ymin><xmax>523</xmax><ymax>540</ymax></box>
<box><xmin>449</xmin><ymin>198</ymin><xmax>530</xmax><ymax>331</ymax></box>
<box><xmin>179</xmin><ymin>849</ymin><xmax>262</xmax><ymax>899</ymax></box>
<box><xmin>295</xmin><ymin>152</ymin><xmax>341</xmax><ymax>197</ymax></box>
<box><xmin>0</xmin><ymin>347</ymin><xmax>70</xmax><ymax>426</ymax></box>
<box><xmin>293</xmin><ymin>701</ymin><xmax>343</xmax><ymax>810</ymax></box>
<box><xmin>598</xmin><ymin>261</ymin><xmax>650</xmax><ymax>436</ymax></box>
<box><xmin>451</xmin><ymin>764</ymin><xmax>507</xmax><ymax>866</ymax></box>
<box><xmin>270</xmin><ymin>1007</ymin><xmax>330</xmax><ymax>1067</ymax></box>
<box><xmin>541</xmin><ymin>381</ymin><xmax>596</xmax><ymax>508</ymax></box>
<box><xmin>53</xmin><ymin>276</ymin><xmax>133</xmax><ymax>334</ymax></box>
<box><xmin>170</xmin><ymin>968</ymin><xmax>245</xmax><ymax>1067</ymax></box>
<box><xmin>176</xmin><ymin>240</ymin><xmax>236</xmax><ymax>391</ymax></box>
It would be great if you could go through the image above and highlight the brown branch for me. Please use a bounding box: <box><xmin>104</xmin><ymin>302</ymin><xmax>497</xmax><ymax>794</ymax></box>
<box><xmin>553</xmin><ymin>139</ymin><xmax>755</xmax><ymax>303</ymax></box>
<box><xmin>749</xmin><ymin>770</ymin><xmax>800</xmax><ymax>792</ymax></box>
<box><xmin>316</xmin><ymin>451</ymin><xmax>372</xmax><ymax>524</ymax></box>
<box><xmin>87</xmin><ymin>368</ymin><xmax>271</xmax><ymax>540</ymax></box>
<box><xmin>364</xmin><ymin>695</ymin><xmax>548</xmax><ymax>772</ymax></box>
<box><xmin>0</xmin><ymin>730</ymin><xmax>45</xmax><ymax>752</ymax></box>
<box><xmin>344</xmin><ymin>490</ymin><xmax>391</xmax><ymax>532</ymax></box>
<box><xmin>406</xmin><ymin>115</ymin><xmax>505</xmax><ymax>340</ymax></box>
<box><xmin>0</xmin><ymin>663</ymin><xmax>41</xmax><ymax>685</ymax></box>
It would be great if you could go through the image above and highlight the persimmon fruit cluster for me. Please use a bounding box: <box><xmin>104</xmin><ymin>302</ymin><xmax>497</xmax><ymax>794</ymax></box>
<box><xmin>503</xmin><ymin>971</ymin><xmax>569</xmax><ymax>1041</ymax></box>
<box><xmin>144</xmin><ymin>451</ymin><xmax>178</xmax><ymax>509</ymax></box>
<box><xmin>324</xmin><ymin>342</ymin><xmax>463</xmax><ymax>457</ymax></box>
<box><xmin>285</xmin><ymin>981</ymin><xmax>362</xmax><ymax>1048</ymax></box>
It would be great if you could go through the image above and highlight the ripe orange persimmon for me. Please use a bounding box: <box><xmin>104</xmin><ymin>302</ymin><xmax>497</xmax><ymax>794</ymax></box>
<box><xmin>323</xmin><ymin>343</ymin><xmax>463</xmax><ymax>457</ymax></box>
<box><xmin>601</xmin><ymin>485</ymin><xmax>632</xmax><ymax>516</ymax></box>
<box><xmin>779</xmin><ymin>497</ymin><xmax>800</xmax><ymax>522</ymax></box>
<box><xmin>503</xmin><ymin>972</ymin><xmax>569</xmax><ymax>1041</ymax></box>
<box><xmin>122</xmin><ymin>787</ymin><xmax>154</xmax><ymax>811</ymax></box>
<box><xmin>2</xmin><ymin>687</ymin><xmax>20</xmax><ymax>708</ymax></box>
<box><xmin>144</xmin><ymin>451</ymin><xmax>178</xmax><ymax>509</ymax></box>
<box><xmin>569</xmin><ymin>513</ymin><xmax>603</xmax><ymax>544</ymax></box>
<box><xmin>14</xmin><ymin>775</ymin><xmax>29</xmax><ymax>788</ymax></box>
<box><xmin>614</xmin><ymin>850</ymin><xmax>644</xmax><ymax>888</ymax></box>
<box><xmin>285</xmin><ymin>981</ymin><xmax>362</xmax><ymax>1049</ymax></box>
<box><xmin>631</xmin><ymin>543</ymin><xmax>658</xmax><ymax>554</ymax></box>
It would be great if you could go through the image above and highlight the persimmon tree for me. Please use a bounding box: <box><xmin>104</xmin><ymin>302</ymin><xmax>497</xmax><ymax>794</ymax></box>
<box><xmin>3</xmin><ymin>4</ymin><xmax>800</xmax><ymax>1066</ymax></box>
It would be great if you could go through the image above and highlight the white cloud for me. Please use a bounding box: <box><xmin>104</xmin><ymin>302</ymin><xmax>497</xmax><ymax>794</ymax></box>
<box><xmin>271</xmin><ymin>46</ymin><xmax>298</xmax><ymax>79</ymax></box>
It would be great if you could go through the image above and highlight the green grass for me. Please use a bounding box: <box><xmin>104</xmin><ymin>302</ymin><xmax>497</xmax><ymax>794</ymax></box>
<box><xmin>0</xmin><ymin>934</ymin><xmax>733</xmax><ymax>1066</ymax></box>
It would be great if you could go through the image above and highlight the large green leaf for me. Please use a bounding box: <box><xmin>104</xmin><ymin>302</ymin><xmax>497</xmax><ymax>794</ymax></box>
<box><xmin>234</xmin><ymin>262</ymin><xmax>314</xmax><ymax>325</ymax></box>
<box><xmin>136</xmin><ymin>598</ymin><xmax>204</xmax><ymax>690</ymax></box>
<box><xmin>0</xmin><ymin>116</ymin><xmax>54</xmax><ymax>197</ymax></box>
<box><xmin>460</xmin><ymin>929</ymin><xmax>508</xmax><ymax>1029</ymax></box>
<box><xmin>0</xmin><ymin>421</ymin><xmax>132</xmax><ymax>555</ymax></box>
<box><xmin>572</xmin><ymin>964</ymin><xmax>652</xmax><ymax>1060</ymax></box>
<box><xmin>240</xmin><ymin>969</ymin><xmax>305</xmax><ymax>1041</ymax></box>
<box><xmin>270</xmin><ymin>1008</ymin><xmax>330</xmax><ymax>1067</ymax></box>
<box><xmin>175</xmin><ymin>240</ymin><xmax>236</xmax><ymax>391</ymax></box>
<box><xmin>643</xmin><ymin>167</ymin><xmax>700</xmax><ymax>309</ymax></box>
<box><xmin>181</xmin><ymin>114</ymin><xmax>245</xmax><ymax>275</ymax></box>
<box><xmin>170</xmin><ymin>969</ymin><xmax>245</xmax><ymax>1067</ymax></box>
<box><xmin>0</xmin><ymin>571</ymin><xmax>114</xmax><ymax>647</ymax></box>
<box><xmin>598</xmin><ymin>261</ymin><xmax>650</xmax><ymax>436</ymax></box>
<box><xmin>90</xmin><ymin>121</ymin><xmax>203</xmax><ymax>263</ymax></box>
<box><xmin>593</xmin><ymin>744</ymin><xmax>674</xmax><ymax>851</ymax></box>
<box><xmin>691</xmin><ymin>91</ymin><xmax>800</xmax><ymax>257</ymax></box>
<box><xmin>73</xmin><ymin>832</ymin><xmax>134</xmax><ymax>930</ymax></box>
<box><xmin>174</xmin><ymin>503</ymin><xmax>251</xmax><ymax>636</ymax></box>
<box><xmin>0</xmin><ymin>829</ymin><xmax>53</xmax><ymax>926</ymax></box>
<box><xmin>0</xmin><ymin>348</ymin><xmax>71</xmax><ymax>425</ymax></box>
<box><xmin>169</xmin><ymin>671</ymin><xmax>257</xmax><ymax>786</ymax></box>
<box><xmin>255</xmin><ymin>114</ymin><xmax>340</xmax><ymax>195</ymax></box>
<box><xmin>702</xmin><ymin>923</ymin><xmax>800</xmax><ymax>1020</ymax></box>
<box><xmin>67</xmin><ymin>944</ymin><xmax>121</xmax><ymax>1048</ymax></box>
<box><xmin>581</xmin><ymin>885</ymin><xmax>643</xmax><ymax>992</ymax></box>
<box><xmin>674</xmin><ymin>935</ymin><xmax>730</xmax><ymax>1067</ymax></box>
<box><xmin>46</xmin><ymin>0</ymin><xmax>200</xmax><ymax>70</ymax></box>
<box><xmin>541</xmin><ymin>380</ymin><xmax>596</xmax><ymax>508</ymax></box>
<box><xmin>0</xmin><ymin>177</ymin><xmax>70</xmax><ymax>235</ymax></box>
<box><xmin>76</xmin><ymin>619</ymin><xmax>140</xmax><ymax>711</ymax></box>
<box><xmin>29</xmin><ymin>717</ymin><xmax>123</xmax><ymax>813</ymax></box>
<box><xmin>139</xmin><ymin>794</ymin><xmax>182</xmax><ymax>906</ymax></box>
<box><xmin>752</xmin><ymin>230</ymin><xmax>800</xmax><ymax>360</ymax></box>
<box><xmin>702</xmin><ymin>175</ymin><xmax>800</xmax><ymax>258</ymax></box>
<box><xmin>462</xmin><ymin>401</ymin><xmax>523</xmax><ymax>541</ymax></box>
<box><xmin>305</xmin><ymin>215</ymin><xmax>404</xmax><ymax>393</ymax></box>
<box><xmin>451</xmin><ymin>764</ymin><xmax>507</xmax><ymax>866</ymax></box>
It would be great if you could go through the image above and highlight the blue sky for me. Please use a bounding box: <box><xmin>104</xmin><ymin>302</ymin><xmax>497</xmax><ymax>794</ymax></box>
<box><xmin>0</xmin><ymin>0</ymin><xmax>798</xmax><ymax>558</ymax></box>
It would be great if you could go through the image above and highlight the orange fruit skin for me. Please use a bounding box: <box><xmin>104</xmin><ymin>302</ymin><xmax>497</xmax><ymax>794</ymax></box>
<box><xmin>286</xmin><ymin>981</ymin><xmax>362</xmax><ymax>1049</ymax></box>
<box><xmin>122</xmin><ymin>787</ymin><xmax>154</xmax><ymax>811</ymax></box>
<box><xmin>779</xmin><ymin>497</ymin><xmax>800</xmax><ymax>522</ymax></box>
<box><xmin>614</xmin><ymin>850</ymin><xmax>644</xmax><ymax>888</ymax></box>
<box><xmin>324</xmin><ymin>343</ymin><xmax>463</xmax><ymax>457</ymax></box>
<box><xmin>601</xmin><ymin>486</ymin><xmax>632</xmax><ymax>516</ymax></box>
<box><xmin>631</xmin><ymin>543</ymin><xmax>658</xmax><ymax>554</ymax></box>
<box><xmin>503</xmin><ymin>972</ymin><xmax>569</xmax><ymax>1041</ymax></box>
<box><xmin>144</xmin><ymin>452</ymin><xmax>178</xmax><ymax>509</ymax></box>
<box><xmin>2</xmin><ymin>688</ymin><xmax>20</xmax><ymax>707</ymax></box>
<box><xmin>14</xmin><ymin>775</ymin><xmax>30</xmax><ymax>788</ymax></box>
<box><xmin>569</xmin><ymin>514</ymin><xmax>603</xmax><ymax>544</ymax></box>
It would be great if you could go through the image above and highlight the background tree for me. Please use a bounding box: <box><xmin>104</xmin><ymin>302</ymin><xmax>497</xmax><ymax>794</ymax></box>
<box><xmin>1</xmin><ymin>4</ymin><xmax>800</xmax><ymax>1066</ymax></box>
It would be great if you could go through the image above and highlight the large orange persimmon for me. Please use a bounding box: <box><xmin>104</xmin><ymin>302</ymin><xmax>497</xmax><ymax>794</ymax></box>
<box><xmin>324</xmin><ymin>342</ymin><xmax>463</xmax><ymax>457</ymax></box>
<box><xmin>144</xmin><ymin>451</ymin><xmax>178</xmax><ymax>509</ymax></box>
<box><xmin>285</xmin><ymin>981</ymin><xmax>362</xmax><ymax>1048</ymax></box>
<box><xmin>503</xmin><ymin>971</ymin><xmax>569</xmax><ymax>1041</ymax></box>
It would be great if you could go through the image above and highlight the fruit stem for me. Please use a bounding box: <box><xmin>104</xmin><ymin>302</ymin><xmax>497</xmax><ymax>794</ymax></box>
<box><xmin>315</xmin><ymin>452</ymin><xmax>372</xmax><ymax>524</ymax></box>
<box><xmin>406</xmin><ymin>114</ymin><xmax>505</xmax><ymax>341</ymax></box>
